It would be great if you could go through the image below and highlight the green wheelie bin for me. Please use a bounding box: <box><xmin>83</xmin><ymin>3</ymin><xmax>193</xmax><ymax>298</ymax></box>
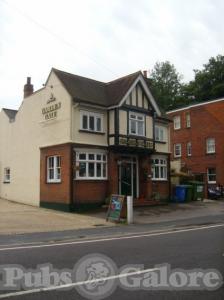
<box><xmin>188</xmin><ymin>181</ymin><xmax>204</xmax><ymax>201</ymax></box>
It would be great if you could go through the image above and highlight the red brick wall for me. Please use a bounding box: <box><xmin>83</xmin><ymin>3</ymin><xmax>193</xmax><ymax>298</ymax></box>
<box><xmin>73</xmin><ymin>181</ymin><xmax>108</xmax><ymax>204</ymax></box>
<box><xmin>168</xmin><ymin>101</ymin><xmax>224</xmax><ymax>187</ymax></box>
<box><xmin>108</xmin><ymin>152</ymin><xmax>119</xmax><ymax>195</ymax></box>
<box><xmin>40</xmin><ymin>143</ymin><xmax>72</xmax><ymax>204</ymax></box>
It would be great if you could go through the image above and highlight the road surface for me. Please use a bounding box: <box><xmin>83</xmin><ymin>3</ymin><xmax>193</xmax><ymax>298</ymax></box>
<box><xmin>0</xmin><ymin>218</ymin><xmax>223</xmax><ymax>299</ymax></box>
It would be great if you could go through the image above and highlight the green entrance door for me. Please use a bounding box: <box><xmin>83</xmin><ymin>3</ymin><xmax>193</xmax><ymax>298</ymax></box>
<box><xmin>119</xmin><ymin>157</ymin><xmax>138</xmax><ymax>198</ymax></box>
<box><xmin>121</xmin><ymin>162</ymin><xmax>132</xmax><ymax>196</ymax></box>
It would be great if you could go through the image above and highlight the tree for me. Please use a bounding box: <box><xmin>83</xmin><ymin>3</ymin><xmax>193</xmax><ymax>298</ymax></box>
<box><xmin>189</xmin><ymin>55</ymin><xmax>224</xmax><ymax>102</ymax></box>
<box><xmin>149</xmin><ymin>61</ymin><xmax>184</xmax><ymax>111</ymax></box>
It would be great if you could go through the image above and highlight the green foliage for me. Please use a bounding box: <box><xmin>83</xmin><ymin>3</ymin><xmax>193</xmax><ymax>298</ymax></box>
<box><xmin>149</xmin><ymin>54</ymin><xmax>224</xmax><ymax>111</ymax></box>
<box><xmin>190</xmin><ymin>55</ymin><xmax>224</xmax><ymax>102</ymax></box>
<box><xmin>150</xmin><ymin>61</ymin><xmax>183</xmax><ymax>111</ymax></box>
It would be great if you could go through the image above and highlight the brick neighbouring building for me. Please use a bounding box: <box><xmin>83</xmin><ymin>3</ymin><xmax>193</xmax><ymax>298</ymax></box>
<box><xmin>0</xmin><ymin>68</ymin><xmax>171</xmax><ymax>211</ymax></box>
<box><xmin>166</xmin><ymin>98</ymin><xmax>224</xmax><ymax>196</ymax></box>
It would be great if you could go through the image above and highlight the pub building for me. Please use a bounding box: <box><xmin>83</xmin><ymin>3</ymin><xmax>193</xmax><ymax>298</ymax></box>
<box><xmin>0</xmin><ymin>68</ymin><xmax>171</xmax><ymax>211</ymax></box>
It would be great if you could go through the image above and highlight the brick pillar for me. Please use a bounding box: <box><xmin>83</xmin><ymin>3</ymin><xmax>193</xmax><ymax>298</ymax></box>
<box><xmin>139</xmin><ymin>155</ymin><xmax>152</xmax><ymax>200</ymax></box>
<box><xmin>108</xmin><ymin>151</ymin><xmax>119</xmax><ymax>195</ymax></box>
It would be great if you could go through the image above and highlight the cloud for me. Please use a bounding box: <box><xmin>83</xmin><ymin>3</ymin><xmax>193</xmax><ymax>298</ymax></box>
<box><xmin>0</xmin><ymin>0</ymin><xmax>224</xmax><ymax>109</ymax></box>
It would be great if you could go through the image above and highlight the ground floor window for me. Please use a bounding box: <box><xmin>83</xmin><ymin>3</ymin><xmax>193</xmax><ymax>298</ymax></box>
<box><xmin>207</xmin><ymin>167</ymin><xmax>216</xmax><ymax>184</ymax></box>
<box><xmin>76</xmin><ymin>152</ymin><xmax>107</xmax><ymax>179</ymax></box>
<box><xmin>4</xmin><ymin>167</ymin><xmax>10</xmax><ymax>183</ymax></box>
<box><xmin>151</xmin><ymin>156</ymin><xmax>167</xmax><ymax>180</ymax></box>
<box><xmin>47</xmin><ymin>156</ymin><xmax>61</xmax><ymax>183</ymax></box>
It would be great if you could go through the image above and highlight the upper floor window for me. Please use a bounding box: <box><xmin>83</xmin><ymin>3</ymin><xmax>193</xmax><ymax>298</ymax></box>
<box><xmin>129</xmin><ymin>113</ymin><xmax>145</xmax><ymax>136</ymax></box>
<box><xmin>76</xmin><ymin>152</ymin><xmax>107</xmax><ymax>180</ymax></box>
<box><xmin>80</xmin><ymin>110</ymin><xmax>103</xmax><ymax>133</ymax></box>
<box><xmin>174</xmin><ymin>143</ymin><xmax>181</xmax><ymax>157</ymax></box>
<box><xmin>47</xmin><ymin>156</ymin><xmax>61</xmax><ymax>183</ymax></box>
<box><xmin>187</xmin><ymin>142</ymin><xmax>192</xmax><ymax>156</ymax></box>
<box><xmin>151</xmin><ymin>156</ymin><xmax>167</xmax><ymax>180</ymax></box>
<box><xmin>186</xmin><ymin>113</ymin><xmax>191</xmax><ymax>128</ymax></box>
<box><xmin>4</xmin><ymin>168</ymin><xmax>10</xmax><ymax>183</ymax></box>
<box><xmin>206</xmin><ymin>138</ymin><xmax>215</xmax><ymax>154</ymax></box>
<box><xmin>207</xmin><ymin>168</ymin><xmax>216</xmax><ymax>184</ymax></box>
<box><xmin>155</xmin><ymin>125</ymin><xmax>165</xmax><ymax>142</ymax></box>
<box><xmin>174</xmin><ymin>116</ymin><xmax>181</xmax><ymax>130</ymax></box>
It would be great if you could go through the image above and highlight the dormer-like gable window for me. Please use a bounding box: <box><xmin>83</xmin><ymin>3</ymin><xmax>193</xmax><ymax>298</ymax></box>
<box><xmin>80</xmin><ymin>111</ymin><xmax>103</xmax><ymax>133</ymax></box>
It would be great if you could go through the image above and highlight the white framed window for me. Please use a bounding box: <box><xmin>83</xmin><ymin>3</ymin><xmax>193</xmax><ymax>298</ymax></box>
<box><xmin>174</xmin><ymin>115</ymin><xmax>181</xmax><ymax>130</ymax></box>
<box><xmin>187</xmin><ymin>142</ymin><xmax>192</xmax><ymax>156</ymax></box>
<box><xmin>80</xmin><ymin>110</ymin><xmax>103</xmax><ymax>133</ymax></box>
<box><xmin>207</xmin><ymin>168</ymin><xmax>216</xmax><ymax>184</ymax></box>
<box><xmin>174</xmin><ymin>143</ymin><xmax>182</xmax><ymax>157</ymax></box>
<box><xmin>129</xmin><ymin>112</ymin><xmax>145</xmax><ymax>136</ymax></box>
<box><xmin>47</xmin><ymin>156</ymin><xmax>61</xmax><ymax>183</ymax></box>
<box><xmin>155</xmin><ymin>125</ymin><xmax>166</xmax><ymax>142</ymax></box>
<box><xmin>151</xmin><ymin>156</ymin><xmax>167</xmax><ymax>180</ymax></box>
<box><xmin>186</xmin><ymin>113</ymin><xmax>191</xmax><ymax>128</ymax></box>
<box><xmin>206</xmin><ymin>138</ymin><xmax>215</xmax><ymax>154</ymax></box>
<box><xmin>4</xmin><ymin>168</ymin><xmax>10</xmax><ymax>183</ymax></box>
<box><xmin>76</xmin><ymin>152</ymin><xmax>107</xmax><ymax>180</ymax></box>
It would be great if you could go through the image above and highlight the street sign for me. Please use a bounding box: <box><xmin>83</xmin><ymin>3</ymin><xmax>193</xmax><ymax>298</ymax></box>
<box><xmin>106</xmin><ymin>194</ymin><xmax>125</xmax><ymax>222</ymax></box>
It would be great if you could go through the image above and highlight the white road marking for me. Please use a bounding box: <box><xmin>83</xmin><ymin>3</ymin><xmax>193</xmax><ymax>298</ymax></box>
<box><xmin>0</xmin><ymin>223</ymin><xmax>223</xmax><ymax>252</ymax></box>
<box><xmin>0</xmin><ymin>267</ymin><xmax>159</xmax><ymax>298</ymax></box>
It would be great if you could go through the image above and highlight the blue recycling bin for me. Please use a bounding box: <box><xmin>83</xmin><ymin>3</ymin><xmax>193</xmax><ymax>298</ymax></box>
<box><xmin>174</xmin><ymin>185</ymin><xmax>187</xmax><ymax>203</ymax></box>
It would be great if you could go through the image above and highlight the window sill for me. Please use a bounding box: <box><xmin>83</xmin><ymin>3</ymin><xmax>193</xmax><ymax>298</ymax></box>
<box><xmin>155</xmin><ymin>140</ymin><xmax>166</xmax><ymax>144</ymax></box>
<box><xmin>79</xmin><ymin>129</ymin><xmax>105</xmax><ymax>135</ymax></box>
<box><xmin>174</xmin><ymin>156</ymin><xmax>181</xmax><ymax>158</ymax></box>
<box><xmin>3</xmin><ymin>181</ymin><xmax>10</xmax><ymax>184</ymax></box>
<box><xmin>206</xmin><ymin>152</ymin><xmax>216</xmax><ymax>155</ymax></box>
<box><xmin>128</xmin><ymin>134</ymin><xmax>147</xmax><ymax>139</ymax></box>
<box><xmin>47</xmin><ymin>181</ymin><xmax>61</xmax><ymax>184</ymax></box>
<box><xmin>152</xmin><ymin>179</ymin><xmax>168</xmax><ymax>182</ymax></box>
<box><xmin>208</xmin><ymin>181</ymin><xmax>216</xmax><ymax>184</ymax></box>
<box><xmin>75</xmin><ymin>178</ymin><xmax>108</xmax><ymax>181</ymax></box>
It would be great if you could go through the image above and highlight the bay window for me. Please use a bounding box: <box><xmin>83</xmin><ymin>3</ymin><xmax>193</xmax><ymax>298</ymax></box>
<box><xmin>47</xmin><ymin>156</ymin><xmax>61</xmax><ymax>183</ymax></box>
<box><xmin>151</xmin><ymin>156</ymin><xmax>167</xmax><ymax>180</ymax></box>
<box><xmin>76</xmin><ymin>152</ymin><xmax>107</xmax><ymax>179</ymax></box>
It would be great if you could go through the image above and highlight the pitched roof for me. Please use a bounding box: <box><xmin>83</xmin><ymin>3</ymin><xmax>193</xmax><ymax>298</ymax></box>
<box><xmin>2</xmin><ymin>108</ymin><xmax>17</xmax><ymax>119</ymax></box>
<box><xmin>53</xmin><ymin>68</ymin><xmax>142</xmax><ymax>107</ymax></box>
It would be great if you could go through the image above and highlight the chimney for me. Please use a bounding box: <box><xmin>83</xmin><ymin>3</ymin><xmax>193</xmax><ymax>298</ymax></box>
<box><xmin>143</xmin><ymin>70</ymin><xmax>148</xmax><ymax>78</ymax></box>
<box><xmin>23</xmin><ymin>77</ymin><xmax>34</xmax><ymax>98</ymax></box>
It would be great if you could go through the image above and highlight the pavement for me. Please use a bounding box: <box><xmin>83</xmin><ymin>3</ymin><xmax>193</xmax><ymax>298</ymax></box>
<box><xmin>0</xmin><ymin>199</ymin><xmax>114</xmax><ymax>235</ymax></box>
<box><xmin>1</xmin><ymin>198</ymin><xmax>224</xmax><ymax>235</ymax></box>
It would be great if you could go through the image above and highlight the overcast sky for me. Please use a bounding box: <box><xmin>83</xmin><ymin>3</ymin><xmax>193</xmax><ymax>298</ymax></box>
<box><xmin>0</xmin><ymin>0</ymin><xmax>224</xmax><ymax>109</ymax></box>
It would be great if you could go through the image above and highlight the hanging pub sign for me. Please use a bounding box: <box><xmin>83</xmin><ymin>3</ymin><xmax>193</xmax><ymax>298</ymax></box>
<box><xmin>106</xmin><ymin>194</ymin><xmax>126</xmax><ymax>222</ymax></box>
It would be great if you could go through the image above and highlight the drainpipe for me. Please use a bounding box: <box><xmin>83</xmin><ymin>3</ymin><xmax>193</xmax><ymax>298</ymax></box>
<box><xmin>152</xmin><ymin>111</ymin><xmax>157</xmax><ymax>153</ymax></box>
<box><xmin>70</xmin><ymin>144</ymin><xmax>74</xmax><ymax>211</ymax></box>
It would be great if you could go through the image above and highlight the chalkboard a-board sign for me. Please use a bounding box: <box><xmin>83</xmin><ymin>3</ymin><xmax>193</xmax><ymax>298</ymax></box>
<box><xmin>107</xmin><ymin>194</ymin><xmax>125</xmax><ymax>222</ymax></box>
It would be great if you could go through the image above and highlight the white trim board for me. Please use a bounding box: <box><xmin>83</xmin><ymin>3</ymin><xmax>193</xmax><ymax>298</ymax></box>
<box><xmin>167</xmin><ymin>97</ymin><xmax>224</xmax><ymax>114</ymax></box>
<box><xmin>108</xmin><ymin>74</ymin><xmax>161</xmax><ymax>116</ymax></box>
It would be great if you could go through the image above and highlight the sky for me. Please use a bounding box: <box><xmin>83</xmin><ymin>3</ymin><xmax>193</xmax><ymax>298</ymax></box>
<box><xmin>0</xmin><ymin>0</ymin><xmax>224</xmax><ymax>110</ymax></box>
